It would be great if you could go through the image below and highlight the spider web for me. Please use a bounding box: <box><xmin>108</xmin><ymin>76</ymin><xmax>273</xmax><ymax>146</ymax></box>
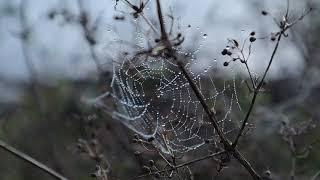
<box><xmin>100</xmin><ymin>50</ymin><xmax>242</xmax><ymax>154</ymax></box>
<box><xmin>92</xmin><ymin>1</ymin><xmax>245</xmax><ymax>154</ymax></box>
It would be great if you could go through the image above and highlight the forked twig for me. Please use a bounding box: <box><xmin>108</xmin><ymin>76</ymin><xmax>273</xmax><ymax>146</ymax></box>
<box><xmin>152</xmin><ymin>0</ymin><xmax>261</xmax><ymax>179</ymax></box>
<box><xmin>124</xmin><ymin>0</ymin><xmax>311</xmax><ymax>179</ymax></box>
<box><xmin>232</xmin><ymin>0</ymin><xmax>312</xmax><ymax>149</ymax></box>
<box><xmin>131</xmin><ymin>151</ymin><xmax>225</xmax><ymax>180</ymax></box>
<box><xmin>232</xmin><ymin>31</ymin><xmax>283</xmax><ymax>148</ymax></box>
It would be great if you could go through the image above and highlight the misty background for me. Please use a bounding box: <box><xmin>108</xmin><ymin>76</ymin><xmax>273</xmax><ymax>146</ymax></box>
<box><xmin>0</xmin><ymin>0</ymin><xmax>320</xmax><ymax>179</ymax></box>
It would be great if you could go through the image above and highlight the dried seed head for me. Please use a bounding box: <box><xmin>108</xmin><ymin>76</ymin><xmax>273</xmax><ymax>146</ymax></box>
<box><xmin>142</xmin><ymin>165</ymin><xmax>151</xmax><ymax>172</ymax></box>
<box><xmin>154</xmin><ymin>172</ymin><xmax>160</xmax><ymax>178</ymax></box>
<box><xmin>149</xmin><ymin>159</ymin><xmax>155</xmax><ymax>166</ymax></box>
<box><xmin>250</xmin><ymin>31</ymin><xmax>256</xmax><ymax>36</ymax></box>
<box><xmin>134</xmin><ymin>151</ymin><xmax>141</xmax><ymax>156</ymax></box>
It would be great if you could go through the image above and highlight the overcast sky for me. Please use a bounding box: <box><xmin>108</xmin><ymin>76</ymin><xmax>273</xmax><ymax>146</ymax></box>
<box><xmin>0</xmin><ymin>0</ymin><xmax>316</xmax><ymax>102</ymax></box>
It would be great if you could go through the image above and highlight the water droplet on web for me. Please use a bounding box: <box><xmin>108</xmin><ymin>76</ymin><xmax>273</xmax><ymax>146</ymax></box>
<box><xmin>103</xmin><ymin>35</ymin><xmax>243</xmax><ymax>154</ymax></box>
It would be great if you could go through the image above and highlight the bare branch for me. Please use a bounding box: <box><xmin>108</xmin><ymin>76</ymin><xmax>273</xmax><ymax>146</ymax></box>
<box><xmin>132</xmin><ymin>151</ymin><xmax>226</xmax><ymax>180</ymax></box>
<box><xmin>0</xmin><ymin>139</ymin><xmax>69</xmax><ymax>180</ymax></box>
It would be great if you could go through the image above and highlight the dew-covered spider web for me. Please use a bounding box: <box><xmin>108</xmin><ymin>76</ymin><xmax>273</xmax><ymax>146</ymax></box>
<box><xmin>92</xmin><ymin>1</ymin><xmax>247</xmax><ymax>154</ymax></box>
<box><xmin>96</xmin><ymin>49</ymin><xmax>243</xmax><ymax>154</ymax></box>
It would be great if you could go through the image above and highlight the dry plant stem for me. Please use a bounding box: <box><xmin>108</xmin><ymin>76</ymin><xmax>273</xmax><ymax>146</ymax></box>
<box><xmin>153</xmin><ymin>0</ymin><xmax>261</xmax><ymax>179</ymax></box>
<box><xmin>177</xmin><ymin>62</ymin><xmax>230</xmax><ymax>144</ymax></box>
<box><xmin>132</xmin><ymin>151</ymin><xmax>226</xmax><ymax>180</ymax></box>
<box><xmin>77</xmin><ymin>0</ymin><xmax>103</xmax><ymax>74</ymax></box>
<box><xmin>0</xmin><ymin>140</ymin><xmax>69</xmax><ymax>180</ymax></box>
<box><xmin>15</xmin><ymin>2</ymin><xmax>67</xmax><ymax>179</ymax></box>
<box><xmin>177</xmin><ymin>62</ymin><xmax>261</xmax><ymax>180</ymax></box>
<box><xmin>19</xmin><ymin>0</ymin><xmax>46</xmax><ymax>114</ymax></box>
<box><xmin>156</xmin><ymin>0</ymin><xmax>167</xmax><ymax>41</ymax></box>
<box><xmin>232</xmin><ymin>32</ymin><xmax>283</xmax><ymax>148</ymax></box>
<box><xmin>244</xmin><ymin>62</ymin><xmax>255</xmax><ymax>89</ymax></box>
<box><xmin>239</xmin><ymin>48</ymin><xmax>255</xmax><ymax>88</ymax></box>
<box><xmin>311</xmin><ymin>169</ymin><xmax>320</xmax><ymax>180</ymax></box>
<box><xmin>151</xmin><ymin>0</ymin><xmax>261</xmax><ymax>180</ymax></box>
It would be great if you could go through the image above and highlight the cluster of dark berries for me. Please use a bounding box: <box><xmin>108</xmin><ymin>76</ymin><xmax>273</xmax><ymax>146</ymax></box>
<box><xmin>249</xmin><ymin>31</ymin><xmax>256</xmax><ymax>42</ymax></box>
<box><xmin>221</xmin><ymin>48</ymin><xmax>232</xmax><ymax>56</ymax></box>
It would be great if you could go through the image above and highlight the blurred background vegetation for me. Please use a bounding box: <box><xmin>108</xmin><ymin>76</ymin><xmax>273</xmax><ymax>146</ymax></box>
<box><xmin>0</xmin><ymin>0</ymin><xmax>320</xmax><ymax>179</ymax></box>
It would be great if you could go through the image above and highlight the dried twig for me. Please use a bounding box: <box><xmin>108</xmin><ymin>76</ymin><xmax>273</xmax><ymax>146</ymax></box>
<box><xmin>153</xmin><ymin>0</ymin><xmax>261</xmax><ymax>179</ymax></box>
<box><xmin>0</xmin><ymin>139</ymin><xmax>69</xmax><ymax>180</ymax></box>
<box><xmin>131</xmin><ymin>151</ymin><xmax>225</xmax><ymax>180</ymax></box>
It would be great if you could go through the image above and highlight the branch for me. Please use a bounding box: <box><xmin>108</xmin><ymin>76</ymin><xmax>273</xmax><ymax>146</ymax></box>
<box><xmin>132</xmin><ymin>151</ymin><xmax>226</xmax><ymax>180</ymax></box>
<box><xmin>154</xmin><ymin>1</ymin><xmax>261</xmax><ymax>179</ymax></box>
<box><xmin>77</xmin><ymin>0</ymin><xmax>103</xmax><ymax>74</ymax></box>
<box><xmin>232</xmin><ymin>31</ymin><xmax>283</xmax><ymax>148</ymax></box>
<box><xmin>18</xmin><ymin>0</ymin><xmax>47</xmax><ymax>114</ymax></box>
<box><xmin>311</xmin><ymin>169</ymin><xmax>320</xmax><ymax>180</ymax></box>
<box><xmin>232</xmin><ymin>0</ymin><xmax>313</xmax><ymax>151</ymax></box>
<box><xmin>0</xmin><ymin>139</ymin><xmax>69</xmax><ymax>180</ymax></box>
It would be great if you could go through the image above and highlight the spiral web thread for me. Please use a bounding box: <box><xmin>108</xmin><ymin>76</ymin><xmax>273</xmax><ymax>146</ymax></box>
<box><xmin>100</xmin><ymin>49</ymin><xmax>242</xmax><ymax>154</ymax></box>
<box><xmin>95</xmin><ymin>1</ymin><xmax>244</xmax><ymax>154</ymax></box>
